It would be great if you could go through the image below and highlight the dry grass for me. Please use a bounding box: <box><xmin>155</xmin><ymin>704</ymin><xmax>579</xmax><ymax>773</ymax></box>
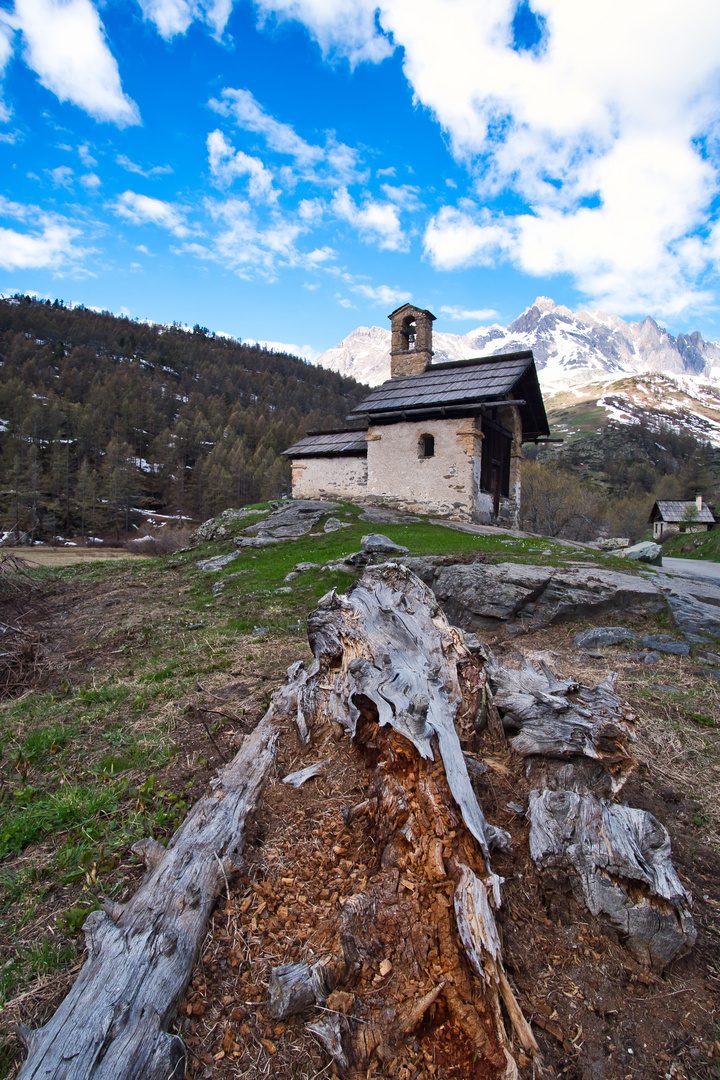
<box><xmin>19</xmin><ymin>548</ymin><xmax>151</xmax><ymax>567</ymax></box>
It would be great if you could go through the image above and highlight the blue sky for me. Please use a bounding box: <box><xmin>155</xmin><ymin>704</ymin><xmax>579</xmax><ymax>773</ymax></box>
<box><xmin>1</xmin><ymin>0</ymin><xmax>720</xmax><ymax>358</ymax></box>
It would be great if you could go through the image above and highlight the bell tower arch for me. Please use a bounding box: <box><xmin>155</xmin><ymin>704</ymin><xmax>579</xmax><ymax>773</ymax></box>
<box><xmin>389</xmin><ymin>304</ymin><xmax>435</xmax><ymax>379</ymax></box>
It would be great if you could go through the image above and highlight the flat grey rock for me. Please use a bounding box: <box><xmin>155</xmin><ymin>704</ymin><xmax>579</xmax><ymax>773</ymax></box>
<box><xmin>359</xmin><ymin>507</ymin><xmax>421</xmax><ymax>524</ymax></box>
<box><xmin>574</xmin><ymin>627</ymin><xmax>639</xmax><ymax>649</ymax></box>
<box><xmin>235</xmin><ymin>533</ymin><xmax>282</xmax><ymax>544</ymax></box>
<box><xmin>593</xmin><ymin>537</ymin><xmax>630</xmax><ymax>550</ymax></box>
<box><xmin>242</xmin><ymin>500</ymin><xmax>339</xmax><ymax>540</ymax></box>
<box><xmin>644</xmin><ymin>651</ymin><xmax>661</xmax><ymax>665</ymax></box>
<box><xmin>196</xmin><ymin>550</ymin><xmax>243</xmax><ymax>572</ymax></box>
<box><xmin>639</xmin><ymin>635</ymin><xmax>690</xmax><ymax>655</ymax></box>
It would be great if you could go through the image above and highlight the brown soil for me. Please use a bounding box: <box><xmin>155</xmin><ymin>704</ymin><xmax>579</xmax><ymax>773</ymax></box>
<box><xmin>2</xmin><ymin>573</ymin><xmax>719</xmax><ymax>1080</ymax></box>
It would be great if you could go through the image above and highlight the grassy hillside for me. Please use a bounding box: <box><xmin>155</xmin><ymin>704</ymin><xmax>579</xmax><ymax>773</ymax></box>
<box><xmin>661</xmin><ymin>528</ymin><xmax>720</xmax><ymax>560</ymax></box>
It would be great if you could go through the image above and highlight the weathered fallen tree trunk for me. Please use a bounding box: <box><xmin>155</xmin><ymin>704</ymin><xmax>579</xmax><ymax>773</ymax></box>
<box><xmin>486</xmin><ymin>654</ymin><xmax>696</xmax><ymax>968</ymax></box>
<box><xmin>529</xmin><ymin>789</ymin><xmax>696</xmax><ymax>968</ymax></box>
<box><xmin>265</xmin><ymin>564</ymin><xmax>536</xmax><ymax>1079</ymax></box>
<box><xmin>17</xmin><ymin>710</ymin><xmax>280</xmax><ymax>1080</ymax></box>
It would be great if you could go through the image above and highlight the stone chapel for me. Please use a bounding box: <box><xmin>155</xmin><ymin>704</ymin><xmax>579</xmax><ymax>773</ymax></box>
<box><xmin>282</xmin><ymin>303</ymin><xmax>550</xmax><ymax>526</ymax></box>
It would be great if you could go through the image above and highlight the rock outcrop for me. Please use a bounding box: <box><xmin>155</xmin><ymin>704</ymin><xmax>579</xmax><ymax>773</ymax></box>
<box><xmin>403</xmin><ymin>559</ymin><xmax>663</xmax><ymax>634</ymax></box>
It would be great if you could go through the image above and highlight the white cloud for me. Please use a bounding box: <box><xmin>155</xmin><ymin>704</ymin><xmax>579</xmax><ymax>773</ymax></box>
<box><xmin>210</xmin><ymin>88</ymin><xmax>322</xmax><ymax>165</ymax></box>
<box><xmin>0</xmin><ymin>17</ymin><xmax>13</xmax><ymax>123</ymax></box>
<box><xmin>353</xmin><ymin>283</ymin><xmax>412</xmax><ymax>307</ymax></box>
<box><xmin>78</xmin><ymin>143</ymin><xmax>97</xmax><ymax>168</ymax></box>
<box><xmin>245</xmin><ymin>338</ymin><xmax>320</xmax><ymax>362</ymax></box>
<box><xmin>376</xmin><ymin>166</ymin><xmax>396</xmax><ymax>178</ymax></box>
<box><xmin>254</xmin><ymin>0</ymin><xmax>391</xmax><ymax>65</ymax></box>
<box><xmin>48</xmin><ymin>165</ymin><xmax>74</xmax><ymax>188</ymax></box>
<box><xmin>440</xmin><ymin>304</ymin><xmax>499</xmax><ymax>322</ymax></box>
<box><xmin>116</xmin><ymin>154</ymin><xmax>173</xmax><ymax>178</ymax></box>
<box><xmin>12</xmin><ymin>0</ymin><xmax>139</xmax><ymax>126</ymax></box>
<box><xmin>114</xmin><ymin>191</ymin><xmax>190</xmax><ymax>237</ymax></box>
<box><xmin>137</xmin><ymin>0</ymin><xmax>195</xmax><ymax>39</ymax></box>
<box><xmin>80</xmin><ymin>172</ymin><xmax>101</xmax><ymax>189</ymax></box>
<box><xmin>184</xmin><ymin>197</ymin><xmax>320</xmax><ymax>279</ymax></box>
<box><xmin>209</xmin><ymin>88</ymin><xmax>365</xmax><ymax>190</ymax></box>
<box><xmin>207</xmin><ymin>129</ymin><xmax>276</xmax><ymax>202</ymax></box>
<box><xmin>331</xmin><ymin>187</ymin><xmax>405</xmax><ymax>251</ymax></box>
<box><xmin>137</xmin><ymin>0</ymin><xmax>233</xmax><ymax>39</ymax></box>
<box><xmin>335</xmin><ymin>295</ymin><xmax>357</xmax><ymax>309</ymax></box>
<box><xmin>251</xmin><ymin>0</ymin><xmax>720</xmax><ymax>317</ymax></box>
<box><xmin>0</xmin><ymin>203</ymin><xmax>84</xmax><ymax>271</ymax></box>
<box><xmin>424</xmin><ymin>206</ymin><xmax>512</xmax><ymax>269</ymax></box>
<box><xmin>379</xmin><ymin>183</ymin><xmax>422</xmax><ymax>211</ymax></box>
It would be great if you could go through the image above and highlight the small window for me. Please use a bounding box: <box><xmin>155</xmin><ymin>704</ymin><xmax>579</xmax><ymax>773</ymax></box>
<box><xmin>419</xmin><ymin>433</ymin><xmax>435</xmax><ymax>458</ymax></box>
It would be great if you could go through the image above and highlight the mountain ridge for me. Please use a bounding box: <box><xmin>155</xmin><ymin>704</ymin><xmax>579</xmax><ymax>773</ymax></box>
<box><xmin>315</xmin><ymin>296</ymin><xmax>720</xmax><ymax>390</ymax></box>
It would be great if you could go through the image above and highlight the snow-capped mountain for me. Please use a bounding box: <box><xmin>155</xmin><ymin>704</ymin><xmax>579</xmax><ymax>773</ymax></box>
<box><xmin>317</xmin><ymin>296</ymin><xmax>720</xmax><ymax>390</ymax></box>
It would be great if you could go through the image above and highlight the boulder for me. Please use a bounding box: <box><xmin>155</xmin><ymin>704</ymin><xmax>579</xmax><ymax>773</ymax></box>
<box><xmin>573</xmin><ymin>627</ymin><xmax>639</xmax><ymax>649</ymax></box>
<box><xmin>361</xmin><ymin>533</ymin><xmax>409</xmax><ymax>555</ymax></box>
<box><xmin>196</xmin><ymin>507</ymin><xmax>266</xmax><ymax>541</ymax></box>
<box><xmin>323</xmin><ymin>517</ymin><xmax>350</xmax><ymax>532</ymax></box>
<box><xmin>404</xmin><ymin>561</ymin><xmax>663</xmax><ymax>634</ymax></box>
<box><xmin>611</xmin><ymin>541</ymin><xmax>662</xmax><ymax>565</ymax></box>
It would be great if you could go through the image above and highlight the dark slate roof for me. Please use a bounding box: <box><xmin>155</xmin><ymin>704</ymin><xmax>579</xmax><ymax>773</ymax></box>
<box><xmin>283</xmin><ymin>429</ymin><xmax>367</xmax><ymax>458</ymax></box>
<box><xmin>349</xmin><ymin>350</ymin><xmax>549</xmax><ymax>440</ymax></box>
<box><xmin>649</xmin><ymin>500</ymin><xmax>715</xmax><ymax>524</ymax></box>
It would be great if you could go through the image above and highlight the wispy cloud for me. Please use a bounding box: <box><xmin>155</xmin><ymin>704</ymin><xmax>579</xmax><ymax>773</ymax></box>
<box><xmin>440</xmin><ymin>304</ymin><xmax>498</xmax><ymax>322</ymax></box>
<box><xmin>207</xmin><ymin>129</ymin><xmax>276</xmax><ymax>203</ymax></box>
<box><xmin>113</xmin><ymin>190</ymin><xmax>190</xmax><ymax>237</ymax></box>
<box><xmin>47</xmin><ymin>165</ymin><xmax>74</xmax><ymax>188</ymax></box>
<box><xmin>0</xmin><ymin>17</ymin><xmax>13</xmax><ymax>123</ymax></box>
<box><xmin>331</xmin><ymin>187</ymin><xmax>405</xmax><ymax>251</ymax></box>
<box><xmin>353</xmin><ymin>283</ymin><xmax>412</xmax><ymax>306</ymax></box>
<box><xmin>210</xmin><ymin>88</ymin><xmax>322</xmax><ymax>165</ymax></box>
<box><xmin>116</xmin><ymin>154</ymin><xmax>173</xmax><ymax>178</ymax></box>
<box><xmin>10</xmin><ymin>0</ymin><xmax>139</xmax><ymax>126</ymax></box>
<box><xmin>138</xmin><ymin>0</ymin><xmax>233</xmax><ymax>39</ymax></box>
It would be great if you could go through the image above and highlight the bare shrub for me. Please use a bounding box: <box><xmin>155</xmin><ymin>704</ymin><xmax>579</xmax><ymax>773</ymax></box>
<box><xmin>126</xmin><ymin>528</ymin><xmax>192</xmax><ymax>556</ymax></box>
<box><xmin>519</xmin><ymin>461</ymin><xmax>605</xmax><ymax>540</ymax></box>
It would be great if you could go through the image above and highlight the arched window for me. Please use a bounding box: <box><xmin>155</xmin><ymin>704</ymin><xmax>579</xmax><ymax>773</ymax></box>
<box><xmin>401</xmin><ymin>315</ymin><xmax>417</xmax><ymax>351</ymax></box>
<box><xmin>419</xmin><ymin>433</ymin><xmax>435</xmax><ymax>458</ymax></box>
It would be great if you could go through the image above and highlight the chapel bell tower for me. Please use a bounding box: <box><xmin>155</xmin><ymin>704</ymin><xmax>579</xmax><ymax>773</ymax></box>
<box><xmin>389</xmin><ymin>303</ymin><xmax>435</xmax><ymax>379</ymax></box>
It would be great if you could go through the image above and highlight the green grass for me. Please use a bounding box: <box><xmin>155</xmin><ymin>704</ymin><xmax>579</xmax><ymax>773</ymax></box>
<box><xmin>661</xmin><ymin>529</ymin><xmax>720</xmax><ymax>561</ymax></box>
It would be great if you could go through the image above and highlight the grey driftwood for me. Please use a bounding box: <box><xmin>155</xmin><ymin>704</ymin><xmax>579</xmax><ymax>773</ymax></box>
<box><xmin>529</xmin><ymin>789</ymin><xmax>696</xmax><ymax>968</ymax></box>
<box><xmin>486</xmin><ymin>653</ymin><xmax>695</xmax><ymax>968</ymax></box>
<box><xmin>16</xmin><ymin>711</ymin><xmax>280</xmax><ymax>1080</ymax></box>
